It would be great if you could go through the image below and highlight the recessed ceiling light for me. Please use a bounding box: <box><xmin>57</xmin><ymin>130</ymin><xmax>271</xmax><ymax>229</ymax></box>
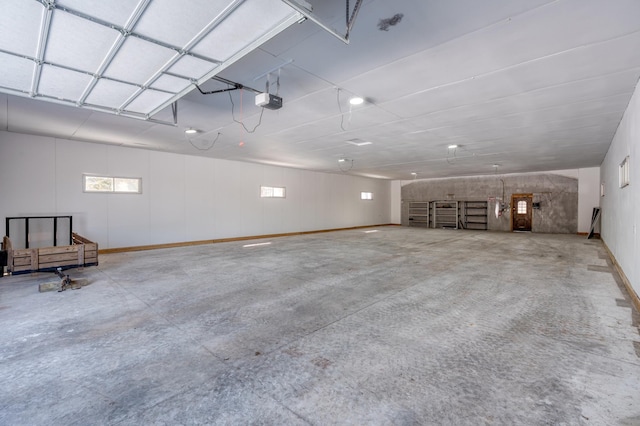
<box><xmin>448</xmin><ymin>144</ymin><xmax>458</xmax><ymax>149</ymax></box>
<box><xmin>349</xmin><ymin>97</ymin><xmax>364</xmax><ymax>105</ymax></box>
<box><xmin>185</xmin><ymin>128</ymin><xmax>198</xmax><ymax>135</ymax></box>
<box><xmin>338</xmin><ymin>158</ymin><xmax>347</xmax><ymax>162</ymax></box>
<box><xmin>346</xmin><ymin>139</ymin><xmax>372</xmax><ymax>146</ymax></box>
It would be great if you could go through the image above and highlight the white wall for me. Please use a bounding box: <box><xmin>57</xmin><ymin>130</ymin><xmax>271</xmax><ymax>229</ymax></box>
<box><xmin>577</xmin><ymin>167</ymin><xmax>601</xmax><ymax>233</ymax></box>
<box><xmin>601</xmin><ymin>81</ymin><xmax>639</xmax><ymax>294</ymax></box>
<box><xmin>0</xmin><ymin>131</ymin><xmax>391</xmax><ymax>249</ymax></box>
<box><xmin>390</xmin><ymin>180</ymin><xmax>402</xmax><ymax>224</ymax></box>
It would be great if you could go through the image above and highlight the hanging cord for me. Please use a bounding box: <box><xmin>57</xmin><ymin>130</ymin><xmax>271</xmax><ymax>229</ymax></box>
<box><xmin>187</xmin><ymin>132</ymin><xmax>221</xmax><ymax>151</ymax></box>
<box><xmin>338</xmin><ymin>159</ymin><xmax>354</xmax><ymax>172</ymax></box>
<box><xmin>336</xmin><ymin>88</ymin><xmax>352</xmax><ymax>131</ymax></box>
<box><xmin>446</xmin><ymin>146</ymin><xmax>457</xmax><ymax>164</ymax></box>
<box><xmin>228</xmin><ymin>89</ymin><xmax>264</xmax><ymax>133</ymax></box>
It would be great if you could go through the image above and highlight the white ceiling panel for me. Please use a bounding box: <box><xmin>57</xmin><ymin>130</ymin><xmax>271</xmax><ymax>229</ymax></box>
<box><xmin>133</xmin><ymin>0</ymin><xmax>233</xmax><ymax>47</ymax></box>
<box><xmin>2</xmin><ymin>0</ymin><xmax>640</xmax><ymax>180</ymax></box>
<box><xmin>44</xmin><ymin>11</ymin><xmax>121</xmax><ymax>72</ymax></box>
<box><xmin>0</xmin><ymin>54</ymin><xmax>35</xmax><ymax>93</ymax></box>
<box><xmin>103</xmin><ymin>37</ymin><xmax>178</xmax><ymax>85</ymax></box>
<box><xmin>38</xmin><ymin>65</ymin><xmax>94</xmax><ymax>102</ymax></box>
<box><xmin>151</xmin><ymin>74</ymin><xmax>192</xmax><ymax>93</ymax></box>
<box><xmin>55</xmin><ymin>0</ymin><xmax>142</xmax><ymax>27</ymax></box>
<box><xmin>192</xmin><ymin>0</ymin><xmax>297</xmax><ymax>61</ymax></box>
<box><xmin>381</xmin><ymin>66</ymin><xmax>640</xmax><ymax>120</ymax></box>
<box><xmin>84</xmin><ymin>79</ymin><xmax>140</xmax><ymax>110</ymax></box>
<box><xmin>168</xmin><ymin>55</ymin><xmax>219</xmax><ymax>80</ymax></box>
<box><xmin>126</xmin><ymin>89</ymin><xmax>175</xmax><ymax>114</ymax></box>
<box><xmin>0</xmin><ymin>0</ymin><xmax>43</xmax><ymax>58</ymax></box>
<box><xmin>5</xmin><ymin>95</ymin><xmax>92</xmax><ymax>136</ymax></box>
<box><xmin>70</xmin><ymin>110</ymin><xmax>156</xmax><ymax>144</ymax></box>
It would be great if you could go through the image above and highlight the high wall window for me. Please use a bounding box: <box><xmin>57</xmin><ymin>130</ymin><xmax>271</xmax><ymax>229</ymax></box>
<box><xmin>83</xmin><ymin>175</ymin><xmax>142</xmax><ymax>193</ymax></box>
<box><xmin>619</xmin><ymin>156</ymin><xmax>630</xmax><ymax>188</ymax></box>
<box><xmin>361</xmin><ymin>192</ymin><xmax>373</xmax><ymax>200</ymax></box>
<box><xmin>261</xmin><ymin>186</ymin><xmax>286</xmax><ymax>198</ymax></box>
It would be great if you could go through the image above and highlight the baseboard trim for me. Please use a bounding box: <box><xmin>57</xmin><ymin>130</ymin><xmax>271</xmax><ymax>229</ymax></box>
<box><xmin>602</xmin><ymin>240</ymin><xmax>640</xmax><ymax>315</ymax></box>
<box><xmin>99</xmin><ymin>224</ymin><xmax>396</xmax><ymax>254</ymax></box>
<box><xmin>577</xmin><ymin>232</ymin><xmax>600</xmax><ymax>238</ymax></box>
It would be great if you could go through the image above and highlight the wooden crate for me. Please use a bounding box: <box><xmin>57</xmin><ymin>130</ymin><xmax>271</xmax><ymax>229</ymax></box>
<box><xmin>3</xmin><ymin>233</ymin><xmax>98</xmax><ymax>274</ymax></box>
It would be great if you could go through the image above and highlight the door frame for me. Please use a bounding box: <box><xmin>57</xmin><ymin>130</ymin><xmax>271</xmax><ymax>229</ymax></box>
<box><xmin>511</xmin><ymin>193</ymin><xmax>533</xmax><ymax>232</ymax></box>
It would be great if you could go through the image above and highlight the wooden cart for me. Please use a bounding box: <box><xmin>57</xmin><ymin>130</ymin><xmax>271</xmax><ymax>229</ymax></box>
<box><xmin>2</xmin><ymin>233</ymin><xmax>98</xmax><ymax>275</ymax></box>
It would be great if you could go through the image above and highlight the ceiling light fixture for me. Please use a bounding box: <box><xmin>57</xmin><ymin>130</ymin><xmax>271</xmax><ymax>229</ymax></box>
<box><xmin>448</xmin><ymin>144</ymin><xmax>458</xmax><ymax>149</ymax></box>
<box><xmin>349</xmin><ymin>97</ymin><xmax>364</xmax><ymax>105</ymax></box>
<box><xmin>338</xmin><ymin>157</ymin><xmax>354</xmax><ymax>172</ymax></box>
<box><xmin>185</xmin><ymin>128</ymin><xmax>198</xmax><ymax>135</ymax></box>
<box><xmin>346</xmin><ymin>139</ymin><xmax>372</xmax><ymax>146</ymax></box>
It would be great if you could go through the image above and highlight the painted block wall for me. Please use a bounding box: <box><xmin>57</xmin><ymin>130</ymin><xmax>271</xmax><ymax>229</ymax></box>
<box><xmin>400</xmin><ymin>172</ymin><xmax>581</xmax><ymax>233</ymax></box>
<box><xmin>0</xmin><ymin>131</ymin><xmax>391</xmax><ymax>249</ymax></box>
<box><xmin>601</xmin><ymin>81</ymin><xmax>639</xmax><ymax>294</ymax></box>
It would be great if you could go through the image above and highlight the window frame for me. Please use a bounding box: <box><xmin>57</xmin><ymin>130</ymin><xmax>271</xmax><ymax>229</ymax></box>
<box><xmin>83</xmin><ymin>174</ymin><xmax>143</xmax><ymax>194</ymax></box>
<box><xmin>361</xmin><ymin>191</ymin><xmax>373</xmax><ymax>200</ymax></box>
<box><xmin>260</xmin><ymin>185</ymin><xmax>286</xmax><ymax>198</ymax></box>
<box><xmin>619</xmin><ymin>156</ymin><xmax>630</xmax><ymax>188</ymax></box>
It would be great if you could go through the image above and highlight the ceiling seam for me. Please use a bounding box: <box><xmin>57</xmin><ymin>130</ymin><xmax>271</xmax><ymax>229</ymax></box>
<box><xmin>354</xmin><ymin>29</ymin><xmax>640</xmax><ymax>108</ymax></box>
<box><xmin>377</xmin><ymin>66</ymin><xmax>640</xmax><ymax>121</ymax></box>
<box><xmin>606</xmin><ymin>75</ymin><xmax>640</xmax><ymax>150</ymax></box>
<box><xmin>262</xmin><ymin>80</ymin><xmax>636</xmax><ymax>143</ymax></box>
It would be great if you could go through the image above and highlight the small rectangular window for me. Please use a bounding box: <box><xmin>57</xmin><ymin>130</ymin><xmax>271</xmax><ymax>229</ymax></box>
<box><xmin>619</xmin><ymin>156</ymin><xmax>630</xmax><ymax>188</ymax></box>
<box><xmin>261</xmin><ymin>186</ymin><xmax>286</xmax><ymax>198</ymax></box>
<box><xmin>83</xmin><ymin>175</ymin><xmax>142</xmax><ymax>193</ymax></box>
<box><xmin>361</xmin><ymin>192</ymin><xmax>373</xmax><ymax>200</ymax></box>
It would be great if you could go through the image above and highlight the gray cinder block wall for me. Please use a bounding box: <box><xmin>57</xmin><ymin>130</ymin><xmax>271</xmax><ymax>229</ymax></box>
<box><xmin>401</xmin><ymin>173</ymin><xmax>578</xmax><ymax>233</ymax></box>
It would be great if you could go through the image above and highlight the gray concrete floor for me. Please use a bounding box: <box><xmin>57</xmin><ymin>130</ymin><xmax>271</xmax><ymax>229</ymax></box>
<box><xmin>1</xmin><ymin>227</ymin><xmax>640</xmax><ymax>425</ymax></box>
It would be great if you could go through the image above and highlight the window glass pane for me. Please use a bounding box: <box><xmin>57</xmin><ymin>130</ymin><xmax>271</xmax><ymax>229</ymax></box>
<box><xmin>261</xmin><ymin>186</ymin><xmax>285</xmax><ymax>198</ymax></box>
<box><xmin>84</xmin><ymin>175</ymin><xmax>141</xmax><ymax>193</ymax></box>
<box><xmin>84</xmin><ymin>176</ymin><xmax>113</xmax><ymax>192</ymax></box>
<box><xmin>114</xmin><ymin>177</ymin><xmax>141</xmax><ymax>193</ymax></box>
<box><xmin>261</xmin><ymin>186</ymin><xmax>274</xmax><ymax>197</ymax></box>
<box><xmin>517</xmin><ymin>200</ymin><xmax>527</xmax><ymax>214</ymax></box>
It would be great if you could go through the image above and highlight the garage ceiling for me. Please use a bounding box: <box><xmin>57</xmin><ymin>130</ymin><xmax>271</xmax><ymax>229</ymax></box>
<box><xmin>1</xmin><ymin>0</ymin><xmax>639</xmax><ymax>180</ymax></box>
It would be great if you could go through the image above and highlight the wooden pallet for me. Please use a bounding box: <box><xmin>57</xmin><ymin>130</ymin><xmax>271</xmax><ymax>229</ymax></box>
<box><xmin>3</xmin><ymin>233</ymin><xmax>98</xmax><ymax>274</ymax></box>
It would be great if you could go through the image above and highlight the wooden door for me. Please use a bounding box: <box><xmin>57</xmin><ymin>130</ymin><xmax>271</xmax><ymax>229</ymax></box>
<box><xmin>511</xmin><ymin>194</ymin><xmax>532</xmax><ymax>231</ymax></box>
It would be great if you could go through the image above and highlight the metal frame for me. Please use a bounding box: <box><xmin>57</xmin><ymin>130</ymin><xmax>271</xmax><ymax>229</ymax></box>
<box><xmin>2</xmin><ymin>0</ymin><xmax>305</xmax><ymax>122</ymax></box>
<box><xmin>281</xmin><ymin>0</ymin><xmax>364</xmax><ymax>44</ymax></box>
<box><xmin>6</xmin><ymin>216</ymin><xmax>73</xmax><ymax>249</ymax></box>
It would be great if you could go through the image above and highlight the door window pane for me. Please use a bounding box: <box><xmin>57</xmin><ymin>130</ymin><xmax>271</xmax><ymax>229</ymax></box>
<box><xmin>517</xmin><ymin>200</ymin><xmax>527</xmax><ymax>214</ymax></box>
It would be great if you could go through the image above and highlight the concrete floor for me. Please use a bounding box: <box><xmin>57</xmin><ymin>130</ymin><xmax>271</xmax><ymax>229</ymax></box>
<box><xmin>1</xmin><ymin>227</ymin><xmax>639</xmax><ymax>425</ymax></box>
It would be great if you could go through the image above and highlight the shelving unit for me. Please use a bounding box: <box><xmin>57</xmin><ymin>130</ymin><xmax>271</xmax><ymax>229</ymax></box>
<box><xmin>462</xmin><ymin>201</ymin><xmax>488</xmax><ymax>230</ymax></box>
<box><xmin>408</xmin><ymin>201</ymin><xmax>430</xmax><ymax>227</ymax></box>
<box><xmin>433</xmin><ymin>201</ymin><xmax>458</xmax><ymax>229</ymax></box>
